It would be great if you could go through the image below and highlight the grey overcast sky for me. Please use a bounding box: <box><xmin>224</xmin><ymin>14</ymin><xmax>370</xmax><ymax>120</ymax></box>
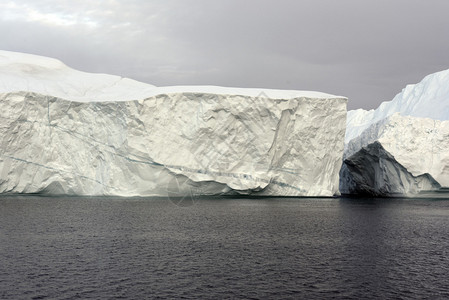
<box><xmin>1</xmin><ymin>0</ymin><xmax>449</xmax><ymax>110</ymax></box>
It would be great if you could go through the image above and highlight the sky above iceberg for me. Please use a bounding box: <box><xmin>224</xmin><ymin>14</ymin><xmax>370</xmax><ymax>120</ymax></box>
<box><xmin>1</xmin><ymin>0</ymin><xmax>448</xmax><ymax>110</ymax></box>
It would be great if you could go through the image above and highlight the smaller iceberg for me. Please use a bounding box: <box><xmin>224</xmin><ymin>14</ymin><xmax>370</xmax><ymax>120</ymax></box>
<box><xmin>342</xmin><ymin>69</ymin><xmax>449</xmax><ymax>197</ymax></box>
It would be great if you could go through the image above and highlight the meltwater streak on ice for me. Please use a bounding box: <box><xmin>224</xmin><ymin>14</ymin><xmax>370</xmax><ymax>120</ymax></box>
<box><xmin>0</xmin><ymin>50</ymin><xmax>347</xmax><ymax>197</ymax></box>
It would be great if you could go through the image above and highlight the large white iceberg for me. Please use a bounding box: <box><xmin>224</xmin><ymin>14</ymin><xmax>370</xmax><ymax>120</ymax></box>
<box><xmin>342</xmin><ymin>69</ymin><xmax>449</xmax><ymax>196</ymax></box>
<box><xmin>0</xmin><ymin>50</ymin><xmax>347</xmax><ymax>197</ymax></box>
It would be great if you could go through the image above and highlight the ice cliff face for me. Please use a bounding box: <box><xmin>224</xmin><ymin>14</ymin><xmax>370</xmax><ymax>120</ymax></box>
<box><xmin>341</xmin><ymin>114</ymin><xmax>447</xmax><ymax>196</ymax></box>
<box><xmin>343</xmin><ymin>69</ymin><xmax>449</xmax><ymax>196</ymax></box>
<box><xmin>0</xmin><ymin>50</ymin><xmax>347</xmax><ymax>197</ymax></box>
<box><xmin>341</xmin><ymin>142</ymin><xmax>441</xmax><ymax>196</ymax></box>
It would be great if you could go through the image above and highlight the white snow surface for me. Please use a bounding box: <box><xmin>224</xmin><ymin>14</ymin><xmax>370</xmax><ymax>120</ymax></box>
<box><xmin>346</xmin><ymin>69</ymin><xmax>449</xmax><ymax>143</ymax></box>
<box><xmin>0</xmin><ymin>50</ymin><xmax>343</xmax><ymax>102</ymax></box>
<box><xmin>0</xmin><ymin>50</ymin><xmax>347</xmax><ymax>197</ymax></box>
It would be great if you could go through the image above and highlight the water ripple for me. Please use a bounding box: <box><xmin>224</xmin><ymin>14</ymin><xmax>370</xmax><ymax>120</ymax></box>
<box><xmin>0</xmin><ymin>196</ymin><xmax>448</xmax><ymax>299</ymax></box>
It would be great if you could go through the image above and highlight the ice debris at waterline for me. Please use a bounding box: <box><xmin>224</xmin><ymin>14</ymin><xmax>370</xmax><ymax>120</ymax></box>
<box><xmin>0</xmin><ymin>50</ymin><xmax>347</xmax><ymax>197</ymax></box>
<box><xmin>342</xmin><ymin>69</ymin><xmax>449</xmax><ymax>196</ymax></box>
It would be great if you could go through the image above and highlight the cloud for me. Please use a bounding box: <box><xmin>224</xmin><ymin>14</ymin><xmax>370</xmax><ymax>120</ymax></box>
<box><xmin>1</xmin><ymin>1</ymin><xmax>97</xmax><ymax>27</ymax></box>
<box><xmin>1</xmin><ymin>0</ymin><xmax>449</xmax><ymax>109</ymax></box>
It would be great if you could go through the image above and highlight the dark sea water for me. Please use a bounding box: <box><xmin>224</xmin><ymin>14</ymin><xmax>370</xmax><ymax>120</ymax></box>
<box><xmin>1</xmin><ymin>196</ymin><xmax>449</xmax><ymax>299</ymax></box>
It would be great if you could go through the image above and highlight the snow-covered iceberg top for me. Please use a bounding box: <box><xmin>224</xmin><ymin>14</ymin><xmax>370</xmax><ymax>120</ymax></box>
<box><xmin>345</xmin><ymin>69</ymin><xmax>449</xmax><ymax>143</ymax></box>
<box><xmin>0</xmin><ymin>50</ymin><xmax>344</xmax><ymax>102</ymax></box>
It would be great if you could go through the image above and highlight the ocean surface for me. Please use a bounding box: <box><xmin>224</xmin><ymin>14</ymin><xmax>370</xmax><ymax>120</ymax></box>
<box><xmin>1</xmin><ymin>196</ymin><xmax>448</xmax><ymax>299</ymax></box>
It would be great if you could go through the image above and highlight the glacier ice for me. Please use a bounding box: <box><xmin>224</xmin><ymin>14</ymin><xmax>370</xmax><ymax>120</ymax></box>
<box><xmin>343</xmin><ymin>69</ymin><xmax>449</xmax><ymax>196</ymax></box>
<box><xmin>346</xmin><ymin>69</ymin><xmax>449</xmax><ymax>144</ymax></box>
<box><xmin>0</xmin><ymin>50</ymin><xmax>347</xmax><ymax>197</ymax></box>
<box><xmin>341</xmin><ymin>142</ymin><xmax>441</xmax><ymax>196</ymax></box>
<box><xmin>341</xmin><ymin>114</ymin><xmax>447</xmax><ymax>196</ymax></box>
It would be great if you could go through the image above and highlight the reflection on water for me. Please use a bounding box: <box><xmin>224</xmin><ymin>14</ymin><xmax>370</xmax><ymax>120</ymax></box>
<box><xmin>0</xmin><ymin>196</ymin><xmax>448</xmax><ymax>299</ymax></box>
<box><xmin>418</xmin><ymin>188</ymin><xmax>449</xmax><ymax>199</ymax></box>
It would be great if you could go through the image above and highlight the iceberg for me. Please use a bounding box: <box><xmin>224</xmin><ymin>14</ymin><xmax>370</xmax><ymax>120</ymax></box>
<box><xmin>341</xmin><ymin>114</ymin><xmax>447</xmax><ymax>196</ymax></box>
<box><xmin>0</xmin><ymin>50</ymin><xmax>347</xmax><ymax>197</ymax></box>
<box><xmin>343</xmin><ymin>69</ymin><xmax>449</xmax><ymax>196</ymax></box>
<box><xmin>346</xmin><ymin>69</ymin><xmax>449</xmax><ymax>143</ymax></box>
